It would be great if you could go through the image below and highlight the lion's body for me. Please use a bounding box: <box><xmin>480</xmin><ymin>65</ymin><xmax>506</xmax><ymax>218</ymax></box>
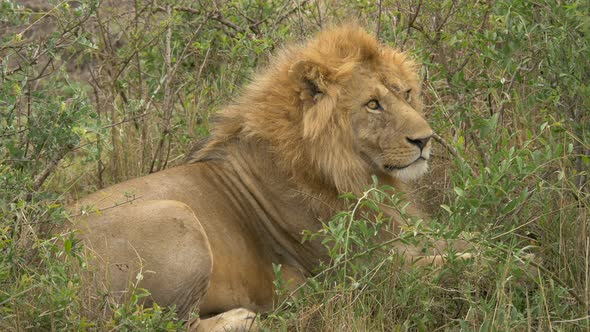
<box><xmin>72</xmin><ymin>26</ymin><xmax>437</xmax><ymax>331</ymax></box>
<box><xmin>76</xmin><ymin>158</ymin><xmax>322</xmax><ymax>317</ymax></box>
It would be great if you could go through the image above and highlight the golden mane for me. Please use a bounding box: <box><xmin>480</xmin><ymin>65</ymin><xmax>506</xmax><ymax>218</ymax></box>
<box><xmin>188</xmin><ymin>25</ymin><xmax>421</xmax><ymax>194</ymax></box>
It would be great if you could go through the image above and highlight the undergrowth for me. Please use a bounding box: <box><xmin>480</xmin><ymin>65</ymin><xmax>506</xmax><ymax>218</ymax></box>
<box><xmin>1</xmin><ymin>0</ymin><xmax>588</xmax><ymax>330</ymax></box>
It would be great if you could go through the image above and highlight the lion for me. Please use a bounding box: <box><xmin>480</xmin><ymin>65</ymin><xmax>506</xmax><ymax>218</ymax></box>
<box><xmin>71</xmin><ymin>25</ymin><xmax>451</xmax><ymax>331</ymax></box>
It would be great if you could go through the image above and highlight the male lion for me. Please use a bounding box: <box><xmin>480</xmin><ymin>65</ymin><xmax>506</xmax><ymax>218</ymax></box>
<box><xmin>72</xmin><ymin>26</ymin><xmax>446</xmax><ymax>331</ymax></box>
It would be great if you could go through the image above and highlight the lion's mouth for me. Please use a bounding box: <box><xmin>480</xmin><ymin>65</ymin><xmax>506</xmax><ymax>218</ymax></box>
<box><xmin>383</xmin><ymin>156</ymin><xmax>427</xmax><ymax>172</ymax></box>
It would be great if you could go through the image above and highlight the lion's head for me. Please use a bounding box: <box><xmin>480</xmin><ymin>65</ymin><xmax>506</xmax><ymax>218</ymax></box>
<box><xmin>190</xmin><ymin>26</ymin><xmax>432</xmax><ymax>194</ymax></box>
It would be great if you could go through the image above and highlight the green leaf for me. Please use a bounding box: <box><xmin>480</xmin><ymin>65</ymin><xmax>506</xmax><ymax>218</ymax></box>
<box><xmin>440</xmin><ymin>204</ymin><xmax>453</xmax><ymax>214</ymax></box>
<box><xmin>64</xmin><ymin>238</ymin><xmax>72</xmax><ymax>255</ymax></box>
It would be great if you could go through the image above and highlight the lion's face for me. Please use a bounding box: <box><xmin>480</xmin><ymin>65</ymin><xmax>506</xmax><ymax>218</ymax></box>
<box><xmin>344</xmin><ymin>67</ymin><xmax>433</xmax><ymax>182</ymax></box>
<box><xmin>286</xmin><ymin>32</ymin><xmax>434</xmax><ymax>190</ymax></box>
<box><xmin>194</xmin><ymin>26</ymin><xmax>435</xmax><ymax>192</ymax></box>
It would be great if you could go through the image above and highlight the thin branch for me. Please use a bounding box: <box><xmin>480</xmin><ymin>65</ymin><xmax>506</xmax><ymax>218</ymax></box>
<box><xmin>494</xmin><ymin>245</ymin><xmax>587</xmax><ymax>309</ymax></box>
<box><xmin>156</xmin><ymin>5</ymin><xmax>242</xmax><ymax>37</ymax></box>
<box><xmin>101</xmin><ymin>111</ymin><xmax>149</xmax><ymax>129</ymax></box>
<box><xmin>0</xmin><ymin>129</ymin><xmax>28</xmax><ymax>138</ymax></box>
<box><xmin>70</xmin><ymin>195</ymin><xmax>143</xmax><ymax>219</ymax></box>
<box><xmin>151</xmin><ymin>5</ymin><xmax>174</xmax><ymax>173</ymax></box>
<box><xmin>376</xmin><ymin>0</ymin><xmax>383</xmax><ymax>39</ymax></box>
<box><xmin>498</xmin><ymin>60</ymin><xmax>528</xmax><ymax>120</ymax></box>
<box><xmin>10</xmin><ymin>144</ymin><xmax>74</xmax><ymax>204</ymax></box>
<box><xmin>271</xmin><ymin>1</ymin><xmax>310</xmax><ymax>32</ymax></box>
<box><xmin>314</xmin><ymin>0</ymin><xmax>322</xmax><ymax>28</ymax></box>
<box><xmin>432</xmin><ymin>132</ymin><xmax>477</xmax><ymax>178</ymax></box>
<box><xmin>31</xmin><ymin>147</ymin><xmax>70</xmax><ymax>192</ymax></box>
<box><xmin>16</xmin><ymin>0</ymin><xmax>68</xmax><ymax>37</ymax></box>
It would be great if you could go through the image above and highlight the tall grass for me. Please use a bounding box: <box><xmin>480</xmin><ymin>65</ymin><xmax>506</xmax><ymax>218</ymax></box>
<box><xmin>1</xmin><ymin>0</ymin><xmax>588</xmax><ymax>330</ymax></box>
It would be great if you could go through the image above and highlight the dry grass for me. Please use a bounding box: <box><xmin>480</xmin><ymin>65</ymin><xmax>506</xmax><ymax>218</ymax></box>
<box><xmin>1</xmin><ymin>0</ymin><xmax>588</xmax><ymax>330</ymax></box>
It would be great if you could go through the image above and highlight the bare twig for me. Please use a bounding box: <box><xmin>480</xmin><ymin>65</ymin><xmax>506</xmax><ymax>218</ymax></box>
<box><xmin>70</xmin><ymin>195</ymin><xmax>143</xmax><ymax>218</ymax></box>
<box><xmin>31</xmin><ymin>147</ymin><xmax>71</xmax><ymax>193</ymax></box>
<box><xmin>16</xmin><ymin>0</ymin><xmax>68</xmax><ymax>37</ymax></box>
<box><xmin>211</xmin><ymin>11</ymin><xmax>245</xmax><ymax>35</ymax></box>
<box><xmin>400</xmin><ymin>0</ymin><xmax>425</xmax><ymax>48</ymax></box>
<box><xmin>376</xmin><ymin>0</ymin><xmax>383</xmax><ymax>39</ymax></box>
<box><xmin>150</xmin><ymin>10</ymin><xmax>206</xmax><ymax>173</ymax></box>
<box><xmin>498</xmin><ymin>61</ymin><xmax>527</xmax><ymax>121</ymax></box>
<box><xmin>101</xmin><ymin>112</ymin><xmax>149</xmax><ymax>129</ymax></box>
<box><xmin>10</xmin><ymin>144</ymin><xmax>74</xmax><ymax>204</ymax></box>
<box><xmin>0</xmin><ymin>129</ymin><xmax>27</xmax><ymax>138</ymax></box>
<box><xmin>271</xmin><ymin>1</ymin><xmax>309</xmax><ymax>32</ymax></box>
<box><xmin>314</xmin><ymin>0</ymin><xmax>322</xmax><ymax>28</ymax></box>
<box><xmin>151</xmin><ymin>5</ymin><xmax>174</xmax><ymax>173</ymax></box>
<box><xmin>156</xmin><ymin>5</ymin><xmax>241</xmax><ymax>37</ymax></box>
<box><xmin>493</xmin><ymin>245</ymin><xmax>587</xmax><ymax>309</ymax></box>
<box><xmin>432</xmin><ymin>132</ymin><xmax>477</xmax><ymax>178</ymax></box>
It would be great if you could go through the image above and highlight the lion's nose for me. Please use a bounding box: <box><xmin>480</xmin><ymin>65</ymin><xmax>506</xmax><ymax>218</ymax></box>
<box><xmin>406</xmin><ymin>135</ymin><xmax>431</xmax><ymax>150</ymax></box>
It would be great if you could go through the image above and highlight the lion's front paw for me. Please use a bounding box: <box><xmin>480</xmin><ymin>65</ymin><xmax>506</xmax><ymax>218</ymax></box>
<box><xmin>194</xmin><ymin>308</ymin><xmax>258</xmax><ymax>332</ymax></box>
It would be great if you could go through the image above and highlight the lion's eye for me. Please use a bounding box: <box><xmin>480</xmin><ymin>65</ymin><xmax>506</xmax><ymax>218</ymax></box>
<box><xmin>366</xmin><ymin>99</ymin><xmax>382</xmax><ymax>113</ymax></box>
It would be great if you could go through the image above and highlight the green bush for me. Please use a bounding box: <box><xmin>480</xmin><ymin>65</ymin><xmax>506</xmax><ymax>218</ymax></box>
<box><xmin>1</xmin><ymin>0</ymin><xmax>588</xmax><ymax>330</ymax></box>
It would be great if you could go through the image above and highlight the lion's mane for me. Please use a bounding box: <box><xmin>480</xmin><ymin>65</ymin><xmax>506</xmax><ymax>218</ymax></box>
<box><xmin>189</xmin><ymin>26</ymin><xmax>422</xmax><ymax>195</ymax></box>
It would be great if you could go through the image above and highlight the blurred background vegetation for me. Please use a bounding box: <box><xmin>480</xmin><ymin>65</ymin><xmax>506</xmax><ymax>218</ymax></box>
<box><xmin>1</xmin><ymin>0</ymin><xmax>588</xmax><ymax>330</ymax></box>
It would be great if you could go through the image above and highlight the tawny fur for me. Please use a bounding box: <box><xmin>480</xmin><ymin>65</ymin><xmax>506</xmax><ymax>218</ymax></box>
<box><xmin>189</xmin><ymin>25</ymin><xmax>425</xmax><ymax>195</ymax></box>
<box><xmin>72</xmin><ymin>25</ymin><xmax>438</xmax><ymax>331</ymax></box>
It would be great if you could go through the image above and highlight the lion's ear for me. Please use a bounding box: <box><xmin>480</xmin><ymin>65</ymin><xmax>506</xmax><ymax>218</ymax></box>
<box><xmin>289</xmin><ymin>60</ymin><xmax>330</xmax><ymax>100</ymax></box>
<box><xmin>290</xmin><ymin>60</ymin><xmax>338</xmax><ymax>140</ymax></box>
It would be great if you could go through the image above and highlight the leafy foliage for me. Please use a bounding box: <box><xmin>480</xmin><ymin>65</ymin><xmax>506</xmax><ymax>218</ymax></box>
<box><xmin>1</xmin><ymin>0</ymin><xmax>588</xmax><ymax>330</ymax></box>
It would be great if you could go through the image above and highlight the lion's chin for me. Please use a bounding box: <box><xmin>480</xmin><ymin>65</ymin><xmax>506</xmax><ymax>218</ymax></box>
<box><xmin>386</xmin><ymin>159</ymin><xmax>429</xmax><ymax>182</ymax></box>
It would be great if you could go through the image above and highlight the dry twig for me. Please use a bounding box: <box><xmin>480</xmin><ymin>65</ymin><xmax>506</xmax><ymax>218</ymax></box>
<box><xmin>432</xmin><ymin>132</ymin><xmax>477</xmax><ymax>178</ymax></box>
